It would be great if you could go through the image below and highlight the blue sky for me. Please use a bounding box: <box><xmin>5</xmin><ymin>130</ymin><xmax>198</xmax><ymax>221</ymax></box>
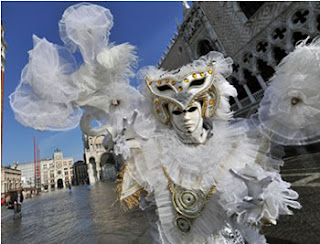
<box><xmin>1</xmin><ymin>1</ymin><xmax>187</xmax><ymax>166</ymax></box>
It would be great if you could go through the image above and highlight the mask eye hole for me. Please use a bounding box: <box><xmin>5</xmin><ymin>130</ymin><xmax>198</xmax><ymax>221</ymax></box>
<box><xmin>189</xmin><ymin>78</ymin><xmax>205</xmax><ymax>88</ymax></box>
<box><xmin>172</xmin><ymin>110</ymin><xmax>183</xmax><ymax>115</ymax></box>
<box><xmin>157</xmin><ymin>85</ymin><xmax>173</xmax><ymax>92</ymax></box>
<box><xmin>187</xmin><ymin>106</ymin><xmax>197</xmax><ymax>112</ymax></box>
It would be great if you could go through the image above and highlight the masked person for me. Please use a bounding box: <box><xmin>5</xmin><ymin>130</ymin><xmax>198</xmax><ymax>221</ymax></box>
<box><xmin>9</xmin><ymin>3</ymin><xmax>320</xmax><ymax>244</ymax></box>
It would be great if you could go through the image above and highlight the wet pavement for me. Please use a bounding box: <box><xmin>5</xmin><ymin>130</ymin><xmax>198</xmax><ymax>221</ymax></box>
<box><xmin>2</xmin><ymin>153</ymin><xmax>319</xmax><ymax>244</ymax></box>
<box><xmin>1</xmin><ymin>182</ymin><xmax>148</xmax><ymax>244</ymax></box>
<box><xmin>263</xmin><ymin>152</ymin><xmax>320</xmax><ymax>244</ymax></box>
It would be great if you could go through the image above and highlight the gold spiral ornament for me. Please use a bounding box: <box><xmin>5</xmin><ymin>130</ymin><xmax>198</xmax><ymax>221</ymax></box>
<box><xmin>162</xmin><ymin>167</ymin><xmax>216</xmax><ymax>234</ymax></box>
<box><xmin>172</xmin><ymin>186</ymin><xmax>206</xmax><ymax>219</ymax></box>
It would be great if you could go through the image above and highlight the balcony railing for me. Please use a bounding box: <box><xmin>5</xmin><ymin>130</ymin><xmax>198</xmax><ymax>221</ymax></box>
<box><xmin>231</xmin><ymin>89</ymin><xmax>265</xmax><ymax>116</ymax></box>
<box><xmin>253</xmin><ymin>89</ymin><xmax>265</xmax><ymax>101</ymax></box>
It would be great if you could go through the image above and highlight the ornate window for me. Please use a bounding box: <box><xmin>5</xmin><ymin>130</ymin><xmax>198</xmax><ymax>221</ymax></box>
<box><xmin>291</xmin><ymin>9</ymin><xmax>309</xmax><ymax>25</ymax></box>
<box><xmin>271</xmin><ymin>27</ymin><xmax>287</xmax><ymax>41</ymax></box>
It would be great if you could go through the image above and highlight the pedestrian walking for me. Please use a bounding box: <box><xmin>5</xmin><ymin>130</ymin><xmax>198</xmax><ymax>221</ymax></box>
<box><xmin>68</xmin><ymin>183</ymin><xmax>72</xmax><ymax>193</ymax></box>
<box><xmin>11</xmin><ymin>189</ymin><xmax>23</xmax><ymax>219</ymax></box>
<box><xmin>86</xmin><ymin>178</ymin><xmax>91</xmax><ymax>191</ymax></box>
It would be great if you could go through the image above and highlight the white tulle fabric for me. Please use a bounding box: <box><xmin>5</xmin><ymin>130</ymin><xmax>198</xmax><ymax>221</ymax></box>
<box><xmin>10</xmin><ymin>3</ymin><xmax>140</xmax><ymax>133</ymax></box>
<box><xmin>59</xmin><ymin>3</ymin><xmax>113</xmax><ymax>65</ymax></box>
<box><xmin>124</xmin><ymin>120</ymin><xmax>300</xmax><ymax>244</ymax></box>
<box><xmin>258</xmin><ymin>38</ymin><xmax>320</xmax><ymax>145</ymax></box>
<box><xmin>9</xmin><ymin>36</ymin><xmax>82</xmax><ymax>130</ymax></box>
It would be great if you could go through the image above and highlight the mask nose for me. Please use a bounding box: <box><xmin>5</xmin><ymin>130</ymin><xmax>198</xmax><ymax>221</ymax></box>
<box><xmin>182</xmin><ymin>111</ymin><xmax>191</xmax><ymax>121</ymax></box>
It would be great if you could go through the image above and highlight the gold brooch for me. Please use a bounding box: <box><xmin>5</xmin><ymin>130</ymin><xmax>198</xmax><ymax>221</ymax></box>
<box><xmin>162</xmin><ymin>167</ymin><xmax>216</xmax><ymax>234</ymax></box>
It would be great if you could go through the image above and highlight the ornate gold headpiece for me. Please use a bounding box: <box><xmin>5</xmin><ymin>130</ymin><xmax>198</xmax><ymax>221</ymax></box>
<box><xmin>145</xmin><ymin>62</ymin><xmax>220</xmax><ymax>124</ymax></box>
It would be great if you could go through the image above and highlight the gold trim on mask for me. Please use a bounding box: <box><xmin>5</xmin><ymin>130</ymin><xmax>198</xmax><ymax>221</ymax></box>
<box><xmin>145</xmin><ymin>63</ymin><xmax>220</xmax><ymax>124</ymax></box>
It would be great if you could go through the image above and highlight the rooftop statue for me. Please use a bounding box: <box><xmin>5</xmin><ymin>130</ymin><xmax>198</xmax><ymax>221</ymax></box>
<box><xmin>9</xmin><ymin>3</ymin><xmax>320</xmax><ymax>244</ymax></box>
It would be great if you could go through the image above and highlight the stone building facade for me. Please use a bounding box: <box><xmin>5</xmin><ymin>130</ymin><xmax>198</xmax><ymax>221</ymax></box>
<box><xmin>159</xmin><ymin>1</ymin><xmax>320</xmax><ymax>118</ymax></box>
<box><xmin>17</xmin><ymin>162</ymin><xmax>35</xmax><ymax>188</ymax></box>
<box><xmin>41</xmin><ymin>151</ymin><xmax>74</xmax><ymax>191</ymax></box>
<box><xmin>1</xmin><ymin>165</ymin><xmax>22</xmax><ymax>195</ymax></box>
<box><xmin>83</xmin><ymin>134</ymin><xmax>117</xmax><ymax>184</ymax></box>
<box><xmin>17</xmin><ymin>150</ymin><xmax>74</xmax><ymax>191</ymax></box>
<box><xmin>73</xmin><ymin>160</ymin><xmax>88</xmax><ymax>185</ymax></box>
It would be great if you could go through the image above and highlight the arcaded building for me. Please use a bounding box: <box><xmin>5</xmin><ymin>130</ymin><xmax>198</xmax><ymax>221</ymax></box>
<box><xmin>159</xmin><ymin>1</ymin><xmax>320</xmax><ymax>118</ymax></box>
<box><xmin>83</xmin><ymin>134</ymin><xmax>118</xmax><ymax>184</ymax></box>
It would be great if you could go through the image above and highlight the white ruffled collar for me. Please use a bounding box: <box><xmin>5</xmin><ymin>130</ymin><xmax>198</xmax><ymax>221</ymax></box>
<box><xmin>155</xmin><ymin>121</ymin><xmax>254</xmax><ymax>191</ymax></box>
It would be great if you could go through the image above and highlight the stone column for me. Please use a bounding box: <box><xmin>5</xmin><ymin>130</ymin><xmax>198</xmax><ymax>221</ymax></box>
<box><xmin>256</xmin><ymin>74</ymin><xmax>268</xmax><ymax>90</ymax></box>
<box><xmin>243</xmin><ymin>84</ymin><xmax>256</xmax><ymax>103</ymax></box>
<box><xmin>233</xmin><ymin>97</ymin><xmax>243</xmax><ymax>109</ymax></box>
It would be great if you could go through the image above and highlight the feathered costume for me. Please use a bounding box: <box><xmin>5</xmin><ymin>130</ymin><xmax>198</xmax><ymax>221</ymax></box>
<box><xmin>10</xmin><ymin>3</ymin><xmax>320</xmax><ymax>244</ymax></box>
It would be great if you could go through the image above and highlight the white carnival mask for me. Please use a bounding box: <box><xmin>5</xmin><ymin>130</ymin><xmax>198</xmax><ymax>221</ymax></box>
<box><xmin>169</xmin><ymin>101</ymin><xmax>203</xmax><ymax>134</ymax></box>
<box><xmin>168</xmin><ymin>101</ymin><xmax>208</xmax><ymax>143</ymax></box>
<box><xmin>145</xmin><ymin>62</ymin><xmax>219</xmax><ymax>124</ymax></box>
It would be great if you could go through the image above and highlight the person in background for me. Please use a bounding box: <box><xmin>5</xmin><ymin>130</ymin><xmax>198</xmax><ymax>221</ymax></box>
<box><xmin>11</xmin><ymin>189</ymin><xmax>23</xmax><ymax>219</ymax></box>
<box><xmin>68</xmin><ymin>182</ymin><xmax>72</xmax><ymax>193</ymax></box>
<box><xmin>86</xmin><ymin>178</ymin><xmax>91</xmax><ymax>191</ymax></box>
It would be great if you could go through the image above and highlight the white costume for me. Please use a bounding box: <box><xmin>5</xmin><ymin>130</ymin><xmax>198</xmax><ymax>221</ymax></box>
<box><xmin>9</xmin><ymin>3</ymin><xmax>320</xmax><ymax>244</ymax></box>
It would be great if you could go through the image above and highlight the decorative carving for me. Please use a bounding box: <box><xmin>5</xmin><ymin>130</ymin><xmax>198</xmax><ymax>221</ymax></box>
<box><xmin>272</xmin><ymin>27</ymin><xmax>287</xmax><ymax>41</ymax></box>
<box><xmin>256</xmin><ymin>41</ymin><xmax>268</xmax><ymax>53</ymax></box>
<box><xmin>292</xmin><ymin>9</ymin><xmax>309</xmax><ymax>25</ymax></box>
